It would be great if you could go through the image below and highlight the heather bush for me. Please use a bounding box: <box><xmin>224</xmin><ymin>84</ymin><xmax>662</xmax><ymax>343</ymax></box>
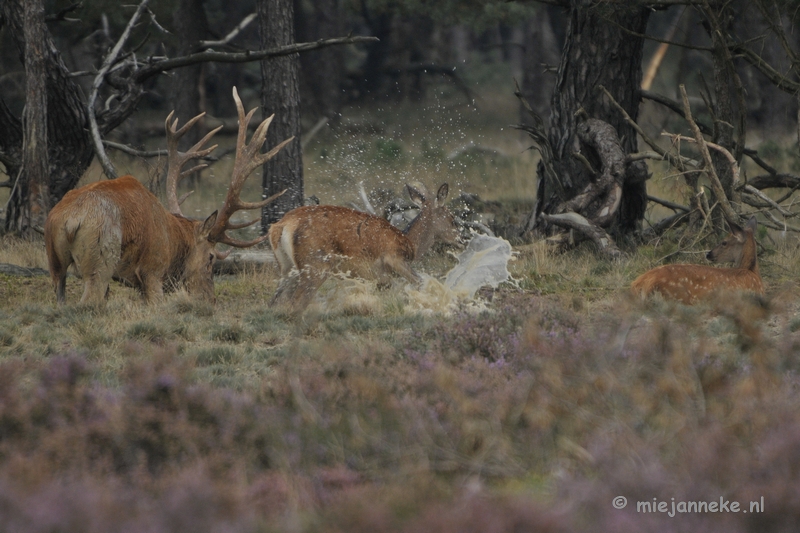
<box><xmin>0</xmin><ymin>288</ymin><xmax>796</xmax><ymax>531</ymax></box>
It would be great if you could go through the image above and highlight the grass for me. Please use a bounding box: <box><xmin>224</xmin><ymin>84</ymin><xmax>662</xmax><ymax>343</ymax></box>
<box><xmin>2</xmin><ymin>221</ymin><xmax>800</xmax><ymax>531</ymax></box>
<box><xmin>4</xmin><ymin>70</ymin><xmax>800</xmax><ymax>531</ymax></box>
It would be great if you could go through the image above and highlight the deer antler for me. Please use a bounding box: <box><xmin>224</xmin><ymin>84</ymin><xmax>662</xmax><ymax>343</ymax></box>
<box><xmin>164</xmin><ymin>112</ymin><xmax>222</xmax><ymax>216</ymax></box>
<box><xmin>207</xmin><ymin>86</ymin><xmax>294</xmax><ymax>251</ymax></box>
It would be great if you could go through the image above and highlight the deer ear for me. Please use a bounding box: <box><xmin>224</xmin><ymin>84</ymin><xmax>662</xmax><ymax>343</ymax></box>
<box><xmin>725</xmin><ymin>215</ymin><xmax>743</xmax><ymax>235</ymax></box>
<box><xmin>436</xmin><ymin>183</ymin><xmax>449</xmax><ymax>204</ymax></box>
<box><xmin>745</xmin><ymin>216</ymin><xmax>758</xmax><ymax>233</ymax></box>
<box><xmin>199</xmin><ymin>210</ymin><xmax>218</xmax><ymax>238</ymax></box>
<box><xmin>406</xmin><ymin>184</ymin><xmax>426</xmax><ymax>206</ymax></box>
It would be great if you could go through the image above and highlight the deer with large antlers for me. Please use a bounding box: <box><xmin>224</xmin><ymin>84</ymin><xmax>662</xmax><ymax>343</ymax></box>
<box><xmin>268</xmin><ymin>183</ymin><xmax>462</xmax><ymax>314</ymax></box>
<box><xmin>631</xmin><ymin>215</ymin><xmax>764</xmax><ymax>304</ymax></box>
<box><xmin>44</xmin><ymin>87</ymin><xmax>292</xmax><ymax>304</ymax></box>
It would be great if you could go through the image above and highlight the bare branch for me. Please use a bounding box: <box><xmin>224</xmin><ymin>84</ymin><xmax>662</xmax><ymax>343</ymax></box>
<box><xmin>598</xmin><ymin>85</ymin><xmax>687</xmax><ymax>169</ymax></box>
<box><xmin>647</xmin><ymin>195</ymin><xmax>690</xmax><ymax>213</ymax></box>
<box><xmin>747</xmin><ymin>173</ymin><xmax>800</xmax><ymax>190</ymax></box>
<box><xmin>45</xmin><ymin>2</ymin><xmax>81</xmax><ymax>23</ymax></box>
<box><xmin>199</xmin><ymin>13</ymin><xmax>256</xmax><ymax>48</ymax></box>
<box><xmin>102</xmin><ymin>140</ymin><xmax>218</xmax><ymax>161</ymax></box>
<box><xmin>742</xmin><ymin>184</ymin><xmax>793</xmax><ymax>217</ymax></box>
<box><xmin>145</xmin><ymin>7</ymin><xmax>170</xmax><ymax>35</ymax></box>
<box><xmin>640</xmin><ymin>90</ymin><xmax>713</xmax><ymax>136</ymax></box>
<box><xmin>677</xmin><ymin>84</ymin><xmax>738</xmax><ymax>222</ymax></box>
<box><xmin>87</xmin><ymin>0</ymin><xmax>150</xmax><ymax>178</ymax></box>
<box><xmin>132</xmin><ymin>36</ymin><xmax>379</xmax><ymax>83</ymax></box>
<box><xmin>660</xmin><ymin>132</ymin><xmax>741</xmax><ymax>190</ymax></box>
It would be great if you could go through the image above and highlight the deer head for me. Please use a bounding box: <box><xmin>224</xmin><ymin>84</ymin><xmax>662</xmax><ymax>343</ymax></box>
<box><xmin>165</xmin><ymin>87</ymin><xmax>292</xmax><ymax>300</ymax></box>
<box><xmin>405</xmin><ymin>183</ymin><xmax>462</xmax><ymax>258</ymax></box>
<box><xmin>706</xmin><ymin>215</ymin><xmax>758</xmax><ymax>270</ymax></box>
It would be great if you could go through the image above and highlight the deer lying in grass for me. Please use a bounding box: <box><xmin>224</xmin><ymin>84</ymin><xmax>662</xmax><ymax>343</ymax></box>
<box><xmin>268</xmin><ymin>183</ymin><xmax>461</xmax><ymax>313</ymax></box>
<box><xmin>44</xmin><ymin>87</ymin><xmax>292</xmax><ymax>304</ymax></box>
<box><xmin>631</xmin><ymin>215</ymin><xmax>763</xmax><ymax>304</ymax></box>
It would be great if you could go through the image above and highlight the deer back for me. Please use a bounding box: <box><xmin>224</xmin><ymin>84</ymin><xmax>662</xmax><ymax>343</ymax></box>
<box><xmin>268</xmin><ymin>204</ymin><xmax>414</xmax><ymax>274</ymax></box>
<box><xmin>631</xmin><ymin>216</ymin><xmax>763</xmax><ymax>304</ymax></box>
<box><xmin>45</xmin><ymin>176</ymin><xmax>216</xmax><ymax>298</ymax></box>
<box><xmin>45</xmin><ymin>87</ymin><xmax>291</xmax><ymax>305</ymax></box>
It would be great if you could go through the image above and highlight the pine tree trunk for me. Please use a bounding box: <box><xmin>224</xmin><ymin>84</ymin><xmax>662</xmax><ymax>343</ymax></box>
<box><xmin>17</xmin><ymin>0</ymin><xmax>49</xmax><ymax>233</ymax></box>
<box><xmin>171</xmin><ymin>0</ymin><xmax>210</xmax><ymax>178</ymax></box>
<box><xmin>0</xmin><ymin>0</ymin><xmax>92</xmax><ymax>234</ymax></box>
<box><xmin>536</xmin><ymin>3</ymin><xmax>650</xmax><ymax>236</ymax></box>
<box><xmin>258</xmin><ymin>0</ymin><xmax>303</xmax><ymax>227</ymax></box>
<box><xmin>295</xmin><ymin>0</ymin><xmax>343</xmax><ymax>123</ymax></box>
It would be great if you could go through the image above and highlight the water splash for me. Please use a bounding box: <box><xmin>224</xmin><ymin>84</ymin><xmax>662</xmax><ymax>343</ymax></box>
<box><xmin>308</xmin><ymin>235</ymin><xmax>514</xmax><ymax>316</ymax></box>
<box><xmin>407</xmin><ymin>235</ymin><xmax>514</xmax><ymax>314</ymax></box>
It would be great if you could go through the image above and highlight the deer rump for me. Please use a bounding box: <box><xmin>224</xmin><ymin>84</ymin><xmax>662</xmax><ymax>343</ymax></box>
<box><xmin>269</xmin><ymin>205</ymin><xmax>416</xmax><ymax>283</ymax></box>
<box><xmin>45</xmin><ymin>176</ymin><xmax>212</xmax><ymax>303</ymax></box>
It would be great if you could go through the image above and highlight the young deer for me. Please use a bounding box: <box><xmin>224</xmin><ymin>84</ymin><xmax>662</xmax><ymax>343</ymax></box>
<box><xmin>268</xmin><ymin>183</ymin><xmax>461</xmax><ymax>313</ymax></box>
<box><xmin>631</xmin><ymin>216</ymin><xmax>763</xmax><ymax>304</ymax></box>
<box><xmin>45</xmin><ymin>87</ymin><xmax>291</xmax><ymax>304</ymax></box>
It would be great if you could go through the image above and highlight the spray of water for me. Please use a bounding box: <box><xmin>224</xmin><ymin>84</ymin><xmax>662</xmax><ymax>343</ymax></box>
<box><xmin>406</xmin><ymin>235</ymin><xmax>514</xmax><ymax>314</ymax></box>
<box><xmin>308</xmin><ymin>234</ymin><xmax>515</xmax><ymax>316</ymax></box>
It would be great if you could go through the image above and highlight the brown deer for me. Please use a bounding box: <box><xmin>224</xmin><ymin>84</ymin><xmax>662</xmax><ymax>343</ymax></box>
<box><xmin>631</xmin><ymin>215</ymin><xmax>763</xmax><ymax>304</ymax></box>
<box><xmin>268</xmin><ymin>183</ymin><xmax>461</xmax><ymax>313</ymax></box>
<box><xmin>44</xmin><ymin>87</ymin><xmax>292</xmax><ymax>304</ymax></box>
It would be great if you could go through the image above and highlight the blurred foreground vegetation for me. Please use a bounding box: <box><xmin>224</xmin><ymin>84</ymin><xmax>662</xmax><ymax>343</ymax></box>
<box><xmin>2</xmin><ymin>224</ymin><xmax>800</xmax><ymax>531</ymax></box>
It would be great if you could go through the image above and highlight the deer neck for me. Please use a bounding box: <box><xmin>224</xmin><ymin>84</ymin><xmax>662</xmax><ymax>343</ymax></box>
<box><xmin>403</xmin><ymin>212</ymin><xmax>434</xmax><ymax>259</ymax></box>
<box><xmin>166</xmin><ymin>215</ymin><xmax>198</xmax><ymax>268</ymax></box>
<box><xmin>738</xmin><ymin>231</ymin><xmax>759</xmax><ymax>275</ymax></box>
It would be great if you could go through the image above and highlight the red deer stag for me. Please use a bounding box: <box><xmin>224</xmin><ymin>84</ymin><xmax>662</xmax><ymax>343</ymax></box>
<box><xmin>268</xmin><ymin>183</ymin><xmax>461</xmax><ymax>313</ymax></box>
<box><xmin>631</xmin><ymin>215</ymin><xmax>763</xmax><ymax>304</ymax></box>
<box><xmin>44</xmin><ymin>87</ymin><xmax>292</xmax><ymax>304</ymax></box>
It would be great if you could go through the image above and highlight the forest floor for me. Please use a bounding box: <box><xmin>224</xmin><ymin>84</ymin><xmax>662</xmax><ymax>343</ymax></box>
<box><xmin>2</xmin><ymin>72</ymin><xmax>800</xmax><ymax>531</ymax></box>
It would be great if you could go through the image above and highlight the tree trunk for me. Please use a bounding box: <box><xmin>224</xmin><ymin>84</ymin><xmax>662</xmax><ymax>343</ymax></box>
<box><xmin>295</xmin><ymin>0</ymin><xmax>343</xmax><ymax>123</ymax></box>
<box><xmin>702</xmin><ymin>4</ymin><xmax>743</xmax><ymax>204</ymax></box>
<box><xmin>0</xmin><ymin>0</ymin><xmax>92</xmax><ymax>233</ymax></box>
<box><xmin>170</xmin><ymin>0</ymin><xmax>210</xmax><ymax>168</ymax></box>
<box><xmin>15</xmin><ymin>0</ymin><xmax>50</xmax><ymax>233</ymax></box>
<box><xmin>258</xmin><ymin>0</ymin><xmax>303</xmax><ymax>227</ymax></box>
<box><xmin>535</xmin><ymin>3</ymin><xmax>650</xmax><ymax>237</ymax></box>
<box><xmin>520</xmin><ymin>5</ymin><xmax>563</xmax><ymax>121</ymax></box>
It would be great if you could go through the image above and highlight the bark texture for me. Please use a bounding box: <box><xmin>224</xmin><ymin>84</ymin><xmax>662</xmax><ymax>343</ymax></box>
<box><xmin>171</xmin><ymin>0</ymin><xmax>211</xmax><ymax>153</ymax></box>
<box><xmin>258</xmin><ymin>0</ymin><xmax>303</xmax><ymax>227</ymax></box>
<box><xmin>536</xmin><ymin>3</ymin><xmax>650</xmax><ymax>236</ymax></box>
<box><xmin>0</xmin><ymin>0</ymin><xmax>92</xmax><ymax>233</ymax></box>
<box><xmin>295</xmin><ymin>0</ymin><xmax>343</xmax><ymax>122</ymax></box>
<box><xmin>18</xmin><ymin>0</ymin><xmax>50</xmax><ymax>232</ymax></box>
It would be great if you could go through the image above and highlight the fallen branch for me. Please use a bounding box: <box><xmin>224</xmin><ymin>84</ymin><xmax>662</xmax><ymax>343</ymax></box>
<box><xmin>539</xmin><ymin>212</ymin><xmax>622</xmax><ymax>259</ymax></box>
<box><xmin>0</xmin><ymin>263</ymin><xmax>49</xmax><ymax>277</ymax></box>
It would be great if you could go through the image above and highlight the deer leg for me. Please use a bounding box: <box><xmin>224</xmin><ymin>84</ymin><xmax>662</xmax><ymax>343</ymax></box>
<box><xmin>55</xmin><ymin>272</ymin><xmax>67</xmax><ymax>304</ymax></box>
<box><xmin>271</xmin><ymin>266</ymin><xmax>328</xmax><ymax>314</ymax></box>
<box><xmin>141</xmin><ymin>275</ymin><xmax>165</xmax><ymax>303</ymax></box>
<box><xmin>379</xmin><ymin>255</ymin><xmax>421</xmax><ymax>286</ymax></box>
